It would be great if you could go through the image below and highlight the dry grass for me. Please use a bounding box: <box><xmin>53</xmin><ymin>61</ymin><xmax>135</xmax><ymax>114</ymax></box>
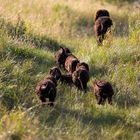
<box><xmin>0</xmin><ymin>0</ymin><xmax>140</xmax><ymax>140</ymax></box>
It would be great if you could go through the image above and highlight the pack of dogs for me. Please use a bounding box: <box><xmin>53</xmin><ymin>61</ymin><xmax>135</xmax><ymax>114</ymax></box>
<box><xmin>35</xmin><ymin>9</ymin><xmax>114</xmax><ymax>107</ymax></box>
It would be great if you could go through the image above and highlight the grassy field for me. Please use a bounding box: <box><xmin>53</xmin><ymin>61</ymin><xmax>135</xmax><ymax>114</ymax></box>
<box><xmin>0</xmin><ymin>0</ymin><xmax>140</xmax><ymax>139</ymax></box>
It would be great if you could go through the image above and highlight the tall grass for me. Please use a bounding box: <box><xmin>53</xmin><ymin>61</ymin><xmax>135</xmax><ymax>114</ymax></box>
<box><xmin>0</xmin><ymin>0</ymin><xmax>140</xmax><ymax>139</ymax></box>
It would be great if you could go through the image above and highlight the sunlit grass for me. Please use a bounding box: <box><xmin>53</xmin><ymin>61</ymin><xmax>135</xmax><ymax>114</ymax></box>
<box><xmin>0</xmin><ymin>0</ymin><xmax>140</xmax><ymax>139</ymax></box>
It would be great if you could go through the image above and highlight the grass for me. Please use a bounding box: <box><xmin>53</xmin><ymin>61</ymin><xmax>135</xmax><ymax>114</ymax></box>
<box><xmin>0</xmin><ymin>0</ymin><xmax>140</xmax><ymax>139</ymax></box>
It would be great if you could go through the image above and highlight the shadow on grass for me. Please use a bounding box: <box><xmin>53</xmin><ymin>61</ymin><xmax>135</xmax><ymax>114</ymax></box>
<box><xmin>90</xmin><ymin>66</ymin><xmax>108</xmax><ymax>78</ymax></box>
<box><xmin>7</xmin><ymin>45</ymin><xmax>55</xmax><ymax>66</ymax></box>
<box><xmin>0</xmin><ymin>46</ymin><xmax>56</xmax><ymax>111</ymax></box>
<box><xmin>35</xmin><ymin>106</ymin><xmax>124</xmax><ymax>129</ymax></box>
<box><xmin>0</xmin><ymin>18</ymin><xmax>67</xmax><ymax>52</ymax></box>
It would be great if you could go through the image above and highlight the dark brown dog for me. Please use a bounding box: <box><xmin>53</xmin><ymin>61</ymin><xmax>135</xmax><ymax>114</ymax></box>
<box><xmin>55</xmin><ymin>47</ymin><xmax>79</xmax><ymax>74</ymax></box>
<box><xmin>55</xmin><ymin>47</ymin><xmax>71</xmax><ymax>68</ymax></box>
<box><xmin>49</xmin><ymin>67</ymin><xmax>73</xmax><ymax>85</ymax></box>
<box><xmin>72</xmin><ymin>62</ymin><xmax>89</xmax><ymax>91</ymax></box>
<box><xmin>65</xmin><ymin>54</ymin><xmax>79</xmax><ymax>74</ymax></box>
<box><xmin>94</xmin><ymin>9</ymin><xmax>113</xmax><ymax>45</ymax></box>
<box><xmin>93</xmin><ymin>80</ymin><xmax>114</xmax><ymax>105</ymax></box>
<box><xmin>36</xmin><ymin>76</ymin><xmax>57</xmax><ymax>106</ymax></box>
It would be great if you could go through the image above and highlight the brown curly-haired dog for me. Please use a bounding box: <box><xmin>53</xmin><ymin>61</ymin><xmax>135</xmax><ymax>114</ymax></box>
<box><xmin>49</xmin><ymin>67</ymin><xmax>73</xmax><ymax>85</ymax></box>
<box><xmin>65</xmin><ymin>54</ymin><xmax>79</xmax><ymax>74</ymax></box>
<box><xmin>55</xmin><ymin>47</ymin><xmax>79</xmax><ymax>74</ymax></box>
<box><xmin>55</xmin><ymin>47</ymin><xmax>71</xmax><ymax>68</ymax></box>
<box><xmin>92</xmin><ymin>80</ymin><xmax>114</xmax><ymax>105</ymax></box>
<box><xmin>72</xmin><ymin>62</ymin><xmax>89</xmax><ymax>91</ymax></box>
<box><xmin>94</xmin><ymin>9</ymin><xmax>113</xmax><ymax>45</ymax></box>
<box><xmin>36</xmin><ymin>76</ymin><xmax>57</xmax><ymax>106</ymax></box>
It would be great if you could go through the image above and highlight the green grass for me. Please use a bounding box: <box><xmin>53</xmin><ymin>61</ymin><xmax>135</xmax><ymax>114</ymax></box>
<box><xmin>0</xmin><ymin>0</ymin><xmax>140</xmax><ymax>140</ymax></box>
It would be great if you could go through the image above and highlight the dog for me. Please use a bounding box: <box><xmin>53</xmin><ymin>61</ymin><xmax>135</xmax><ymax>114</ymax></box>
<box><xmin>94</xmin><ymin>9</ymin><xmax>113</xmax><ymax>45</ymax></box>
<box><xmin>36</xmin><ymin>76</ymin><xmax>57</xmax><ymax>106</ymax></box>
<box><xmin>55</xmin><ymin>47</ymin><xmax>71</xmax><ymax>68</ymax></box>
<box><xmin>64</xmin><ymin>54</ymin><xmax>79</xmax><ymax>74</ymax></box>
<box><xmin>92</xmin><ymin>80</ymin><xmax>114</xmax><ymax>105</ymax></box>
<box><xmin>72</xmin><ymin>62</ymin><xmax>89</xmax><ymax>92</ymax></box>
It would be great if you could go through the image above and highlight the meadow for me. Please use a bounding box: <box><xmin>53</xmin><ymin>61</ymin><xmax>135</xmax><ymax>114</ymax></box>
<box><xmin>0</xmin><ymin>0</ymin><xmax>140</xmax><ymax>139</ymax></box>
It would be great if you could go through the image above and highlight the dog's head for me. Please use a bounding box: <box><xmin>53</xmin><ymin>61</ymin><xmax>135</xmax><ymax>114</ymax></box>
<box><xmin>63</xmin><ymin>47</ymin><xmax>71</xmax><ymax>54</ymax></box>
<box><xmin>55</xmin><ymin>47</ymin><xmax>71</xmax><ymax>65</ymax></box>
<box><xmin>94</xmin><ymin>9</ymin><xmax>110</xmax><ymax>21</ymax></box>
<box><xmin>49</xmin><ymin>67</ymin><xmax>62</xmax><ymax>80</ymax></box>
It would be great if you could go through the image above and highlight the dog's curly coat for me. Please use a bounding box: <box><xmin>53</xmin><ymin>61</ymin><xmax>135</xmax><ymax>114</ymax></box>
<box><xmin>94</xmin><ymin>9</ymin><xmax>113</xmax><ymax>45</ymax></box>
<box><xmin>72</xmin><ymin>62</ymin><xmax>89</xmax><ymax>91</ymax></box>
<box><xmin>93</xmin><ymin>80</ymin><xmax>114</xmax><ymax>105</ymax></box>
<box><xmin>35</xmin><ymin>76</ymin><xmax>57</xmax><ymax>106</ymax></box>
